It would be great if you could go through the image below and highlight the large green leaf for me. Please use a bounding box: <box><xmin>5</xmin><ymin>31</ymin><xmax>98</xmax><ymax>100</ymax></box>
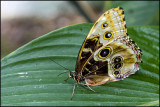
<box><xmin>105</xmin><ymin>1</ymin><xmax>159</xmax><ymax>26</ymax></box>
<box><xmin>1</xmin><ymin>23</ymin><xmax>159</xmax><ymax>106</ymax></box>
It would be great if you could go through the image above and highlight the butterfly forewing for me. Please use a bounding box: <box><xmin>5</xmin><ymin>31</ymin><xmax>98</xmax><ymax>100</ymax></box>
<box><xmin>75</xmin><ymin>7</ymin><xmax>128</xmax><ymax>75</ymax></box>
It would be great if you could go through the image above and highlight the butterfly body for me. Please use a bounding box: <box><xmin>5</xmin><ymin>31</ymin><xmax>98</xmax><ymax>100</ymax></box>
<box><xmin>68</xmin><ymin>7</ymin><xmax>142</xmax><ymax>99</ymax></box>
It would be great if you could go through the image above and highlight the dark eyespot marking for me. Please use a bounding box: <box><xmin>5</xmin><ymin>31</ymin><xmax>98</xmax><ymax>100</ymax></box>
<box><xmin>100</xmin><ymin>49</ymin><xmax>109</xmax><ymax>57</ymax></box>
<box><xmin>113</xmin><ymin>56</ymin><xmax>123</xmax><ymax>64</ymax></box>
<box><xmin>99</xmin><ymin>47</ymin><xmax>111</xmax><ymax>58</ymax></box>
<box><xmin>105</xmin><ymin>32</ymin><xmax>112</xmax><ymax>38</ymax></box>
<box><xmin>104</xmin><ymin>31</ymin><xmax>113</xmax><ymax>40</ymax></box>
<box><xmin>114</xmin><ymin>63</ymin><xmax>122</xmax><ymax>69</ymax></box>
<box><xmin>113</xmin><ymin>71</ymin><xmax>120</xmax><ymax>76</ymax></box>
<box><xmin>114</xmin><ymin>57</ymin><xmax>122</xmax><ymax>63</ymax></box>
<box><xmin>103</xmin><ymin>23</ymin><xmax>108</xmax><ymax>27</ymax></box>
<box><xmin>101</xmin><ymin>22</ymin><xmax>108</xmax><ymax>29</ymax></box>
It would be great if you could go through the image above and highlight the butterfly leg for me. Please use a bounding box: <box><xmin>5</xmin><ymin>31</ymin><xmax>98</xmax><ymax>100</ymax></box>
<box><xmin>71</xmin><ymin>82</ymin><xmax>77</xmax><ymax>100</ymax></box>
<box><xmin>57</xmin><ymin>71</ymin><xmax>70</xmax><ymax>82</ymax></box>
<box><xmin>86</xmin><ymin>84</ymin><xmax>96</xmax><ymax>92</ymax></box>
<box><xmin>80</xmin><ymin>83</ymin><xmax>96</xmax><ymax>92</ymax></box>
<box><xmin>64</xmin><ymin>76</ymin><xmax>69</xmax><ymax>82</ymax></box>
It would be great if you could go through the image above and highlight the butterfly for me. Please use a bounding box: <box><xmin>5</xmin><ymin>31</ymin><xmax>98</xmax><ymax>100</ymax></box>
<box><xmin>56</xmin><ymin>7</ymin><xmax>142</xmax><ymax>100</ymax></box>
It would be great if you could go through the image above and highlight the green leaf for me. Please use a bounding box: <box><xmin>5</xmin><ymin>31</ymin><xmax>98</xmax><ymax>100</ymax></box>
<box><xmin>1</xmin><ymin>23</ymin><xmax>159</xmax><ymax>106</ymax></box>
<box><xmin>105</xmin><ymin>1</ymin><xmax>159</xmax><ymax>26</ymax></box>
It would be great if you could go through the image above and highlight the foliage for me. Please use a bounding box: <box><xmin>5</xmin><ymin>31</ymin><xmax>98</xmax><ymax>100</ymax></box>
<box><xmin>1</xmin><ymin>23</ymin><xmax>159</xmax><ymax>106</ymax></box>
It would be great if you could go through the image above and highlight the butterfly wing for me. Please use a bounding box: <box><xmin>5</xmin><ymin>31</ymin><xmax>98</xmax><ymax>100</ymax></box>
<box><xmin>84</xmin><ymin>36</ymin><xmax>142</xmax><ymax>86</ymax></box>
<box><xmin>75</xmin><ymin>7</ymin><xmax>127</xmax><ymax>74</ymax></box>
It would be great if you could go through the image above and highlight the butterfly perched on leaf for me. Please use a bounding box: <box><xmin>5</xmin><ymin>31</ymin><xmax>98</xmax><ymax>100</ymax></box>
<box><xmin>54</xmin><ymin>7</ymin><xmax>142</xmax><ymax>100</ymax></box>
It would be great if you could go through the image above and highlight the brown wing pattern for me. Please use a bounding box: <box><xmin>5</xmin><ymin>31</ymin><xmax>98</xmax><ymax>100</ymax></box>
<box><xmin>84</xmin><ymin>36</ymin><xmax>142</xmax><ymax>86</ymax></box>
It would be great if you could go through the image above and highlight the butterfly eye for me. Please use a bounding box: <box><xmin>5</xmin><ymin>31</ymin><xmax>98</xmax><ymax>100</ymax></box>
<box><xmin>101</xmin><ymin>22</ymin><xmax>108</xmax><ymax>28</ymax></box>
<box><xmin>104</xmin><ymin>31</ymin><xmax>113</xmax><ymax>40</ymax></box>
<box><xmin>98</xmin><ymin>47</ymin><xmax>111</xmax><ymax>59</ymax></box>
<box><xmin>113</xmin><ymin>56</ymin><xmax>123</xmax><ymax>63</ymax></box>
<box><xmin>69</xmin><ymin>72</ymin><xmax>74</xmax><ymax>78</ymax></box>
<box><xmin>113</xmin><ymin>71</ymin><xmax>120</xmax><ymax>76</ymax></box>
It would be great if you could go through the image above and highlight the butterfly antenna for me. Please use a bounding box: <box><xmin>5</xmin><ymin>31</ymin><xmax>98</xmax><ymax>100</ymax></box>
<box><xmin>49</xmin><ymin>58</ymin><xmax>72</xmax><ymax>76</ymax></box>
<box><xmin>57</xmin><ymin>70</ymin><xmax>70</xmax><ymax>76</ymax></box>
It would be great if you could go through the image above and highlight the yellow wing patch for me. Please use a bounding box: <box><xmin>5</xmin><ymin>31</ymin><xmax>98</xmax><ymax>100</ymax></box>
<box><xmin>87</xmin><ymin>7</ymin><xmax>127</xmax><ymax>45</ymax></box>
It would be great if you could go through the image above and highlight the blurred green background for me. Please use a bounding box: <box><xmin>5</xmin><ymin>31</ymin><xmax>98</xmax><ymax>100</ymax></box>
<box><xmin>1</xmin><ymin>1</ymin><xmax>159</xmax><ymax>106</ymax></box>
<box><xmin>1</xmin><ymin>1</ymin><xmax>159</xmax><ymax>58</ymax></box>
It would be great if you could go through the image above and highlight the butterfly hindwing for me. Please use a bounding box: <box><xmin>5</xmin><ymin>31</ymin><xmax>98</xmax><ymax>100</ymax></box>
<box><xmin>83</xmin><ymin>36</ymin><xmax>142</xmax><ymax>86</ymax></box>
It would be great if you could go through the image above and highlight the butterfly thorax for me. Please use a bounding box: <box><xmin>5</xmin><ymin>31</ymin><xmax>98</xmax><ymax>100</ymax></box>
<box><xmin>69</xmin><ymin>71</ymin><xmax>84</xmax><ymax>83</ymax></box>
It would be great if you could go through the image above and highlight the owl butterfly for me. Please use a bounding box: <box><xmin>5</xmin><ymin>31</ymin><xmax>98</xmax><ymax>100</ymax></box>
<box><xmin>65</xmin><ymin>7</ymin><xmax>142</xmax><ymax>99</ymax></box>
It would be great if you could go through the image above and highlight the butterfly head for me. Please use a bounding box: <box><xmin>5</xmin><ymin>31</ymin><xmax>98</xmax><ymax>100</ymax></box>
<box><xmin>69</xmin><ymin>72</ymin><xmax>84</xmax><ymax>83</ymax></box>
<box><xmin>69</xmin><ymin>71</ymin><xmax>74</xmax><ymax>78</ymax></box>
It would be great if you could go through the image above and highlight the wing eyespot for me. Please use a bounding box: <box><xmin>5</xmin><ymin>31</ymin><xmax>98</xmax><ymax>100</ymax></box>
<box><xmin>112</xmin><ymin>56</ymin><xmax>123</xmax><ymax>70</ymax></box>
<box><xmin>113</xmin><ymin>70</ymin><xmax>120</xmax><ymax>77</ymax></box>
<box><xmin>98</xmin><ymin>47</ymin><xmax>111</xmax><ymax>59</ymax></box>
<box><xmin>113</xmin><ymin>56</ymin><xmax>123</xmax><ymax>63</ymax></box>
<box><xmin>103</xmin><ymin>31</ymin><xmax>113</xmax><ymax>40</ymax></box>
<box><xmin>113</xmin><ymin>63</ymin><xmax>123</xmax><ymax>69</ymax></box>
<box><xmin>101</xmin><ymin>22</ymin><xmax>108</xmax><ymax>29</ymax></box>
